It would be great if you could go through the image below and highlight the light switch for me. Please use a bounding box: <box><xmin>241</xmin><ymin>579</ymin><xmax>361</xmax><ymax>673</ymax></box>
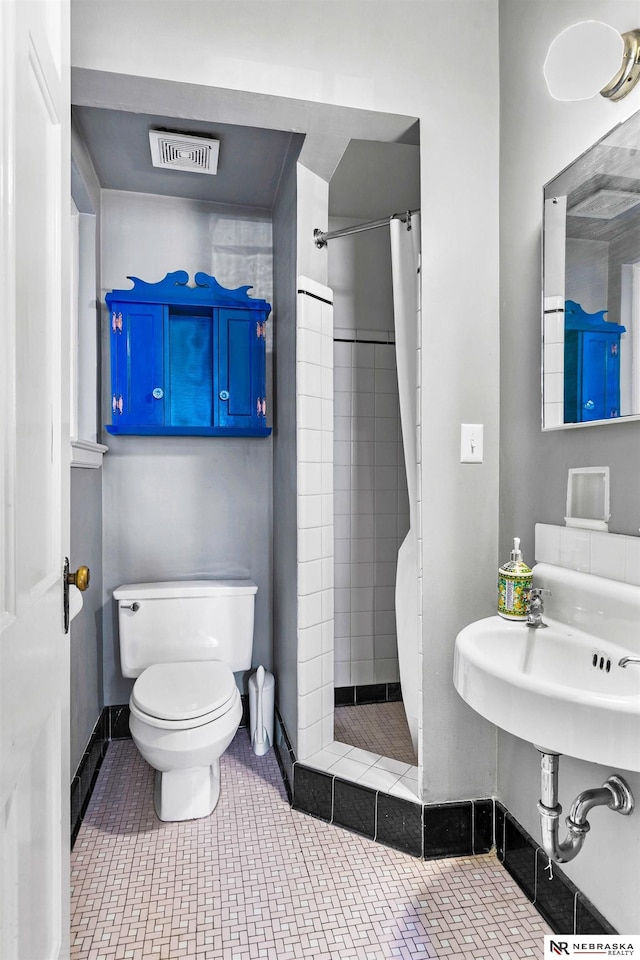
<box><xmin>460</xmin><ymin>423</ymin><xmax>483</xmax><ymax>463</ymax></box>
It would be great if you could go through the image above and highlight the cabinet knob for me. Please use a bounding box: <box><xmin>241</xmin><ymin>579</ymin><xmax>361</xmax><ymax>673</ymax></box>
<box><xmin>219</xmin><ymin>390</ymin><xmax>230</xmax><ymax>401</ymax></box>
<box><xmin>152</xmin><ymin>387</ymin><xmax>164</xmax><ymax>399</ymax></box>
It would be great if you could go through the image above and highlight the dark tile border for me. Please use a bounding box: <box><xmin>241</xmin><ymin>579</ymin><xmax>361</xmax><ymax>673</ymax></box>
<box><xmin>495</xmin><ymin>803</ymin><xmax>616</xmax><ymax>935</ymax></box>
<box><xmin>335</xmin><ymin>683</ymin><xmax>403</xmax><ymax>707</ymax></box>
<box><xmin>71</xmin><ymin>710</ymin><xmax>109</xmax><ymax>848</ymax></box>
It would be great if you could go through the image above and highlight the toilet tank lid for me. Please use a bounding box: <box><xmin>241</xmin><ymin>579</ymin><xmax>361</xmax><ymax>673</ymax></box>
<box><xmin>113</xmin><ymin>579</ymin><xmax>258</xmax><ymax>601</ymax></box>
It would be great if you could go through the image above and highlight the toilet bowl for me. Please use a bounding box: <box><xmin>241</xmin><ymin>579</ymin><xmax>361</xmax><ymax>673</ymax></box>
<box><xmin>129</xmin><ymin>660</ymin><xmax>242</xmax><ymax>821</ymax></box>
<box><xmin>114</xmin><ymin>578</ymin><xmax>258</xmax><ymax>822</ymax></box>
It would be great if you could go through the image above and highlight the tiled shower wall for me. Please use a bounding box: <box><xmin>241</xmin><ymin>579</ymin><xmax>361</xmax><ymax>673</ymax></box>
<box><xmin>334</xmin><ymin>336</ymin><xmax>409</xmax><ymax>687</ymax></box>
<box><xmin>296</xmin><ymin>277</ymin><xmax>335</xmax><ymax>761</ymax></box>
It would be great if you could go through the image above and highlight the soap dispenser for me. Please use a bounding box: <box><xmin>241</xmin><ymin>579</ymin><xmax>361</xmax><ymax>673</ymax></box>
<box><xmin>498</xmin><ymin>537</ymin><xmax>532</xmax><ymax>620</ymax></box>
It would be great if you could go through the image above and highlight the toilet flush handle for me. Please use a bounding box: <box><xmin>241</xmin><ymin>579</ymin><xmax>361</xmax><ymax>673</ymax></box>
<box><xmin>121</xmin><ymin>602</ymin><xmax>140</xmax><ymax>612</ymax></box>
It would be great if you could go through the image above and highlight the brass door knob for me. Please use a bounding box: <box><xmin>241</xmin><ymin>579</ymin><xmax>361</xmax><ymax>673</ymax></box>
<box><xmin>67</xmin><ymin>565</ymin><xmax>90</xmax><ymax>592</ymax></box>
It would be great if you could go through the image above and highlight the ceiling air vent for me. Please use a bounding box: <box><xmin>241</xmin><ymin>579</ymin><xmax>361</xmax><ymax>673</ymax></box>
<box><xmin>148</xmin><ymin>130</ymin><xmax>220</xmax><ymax>175</ymax></box>
<box><xmin>568</xmin><ymin>188</ymin><xmax>640</xmax><ymax>220</ymax></box>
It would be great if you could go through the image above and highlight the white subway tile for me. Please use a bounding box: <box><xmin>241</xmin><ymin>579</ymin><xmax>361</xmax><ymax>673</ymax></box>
<box><xmin>559</xmin><ymin>526</ymin><xmax>591</xmax><ymax>572</ymax></box>
<box><xmin>544</xmin><ymin>402</ymin><xmax>564</xmax><ymax>429</ymax></box>
<box><xmin>297</xmin><ymin>722</ymin><xmax>323</xmax><ymax>760</ymax></box>
<box><xmin>321</xmin><ymin>365</ymin><xmax>333</xmax><ymax>399</ymax></box>
<box><xmin>297</xmin><ymin>624</ymin><xmax>322</xmax><ymax>663</ymax></box>
<box><xmin>321</xmin><ymin>619</ymin><xmax>334</xmax><ymax>653</ymax></box>
<box><xmin>298</xmin><ymin>559</ymin><xmax>323</xmax><ymax>597</ymax></box>
<box><xmin>374</xmin><ymin>659</ymin><xmax>400</xmax><ymax>684</ymax></box>
<box><xmin>321</xmin><ymin>302</ymin><xmax>333</xmax><ymax>338</ymax></box>
<box><xmin>298</xmin><ymin>461</ymin><xmax>322</xmax><ymax>496</ymax></box>
<box><xmin>590</xmin><ymin>531</ymin><xmax>626</xmax><ymax>581</ymax></box>
<box><xmin>297</xmin><ymin>327</ymin><xmax>322</xmax><ymax>364</ymax></box>
<box><xmin>375</xmin><ymin>344</ymin><xmax>396</xmax><ymax>368</ymax></box>
<box><xmin>298</xmin><ymin>592</ymin><xmax>322</xmax><ymax>629</ymax></box>
<box><xmin>351</xmin><ymin>611</ymin><xmax>374</xmax><ymax>638</ymax></box>
<box><xmin>321</xmin><ymin>524</ymin><xmax>334</xmax><ymax>558</ymax></box>
<box><xmin>298</xmin><ymin>494</ymin><xmax>322</xmax><ymax>529</ymax></box>
<box><xmin>333</xmin><ymin>341</ymin><xmax>352</xmax><ymax>367</ymax></box>
<box><xmin>298</xmin><ymin>526</ymin><xmax>322</xmax><ymax>562</ymax></box>
<box><xmin>334</xmin><ymin>588</ymin><xmax>351</xmax><ymax>614</ymax></box>
<box><xmin>321</xmin><ymin>588</ymin><xmax>334</xmax><ymax>621</ymax></box>
<box><xmin>298</xmin><ymin>428</ymin><xmax>322</xmax><ymax>462</ymax></box>
<box><xmin>321</xmin><ymin>334</ymin><xmax>333</xmax><ymax>368</ymax></box>
<box><xmin>350</xmin><ymin>660</ymin><xmax>375</xmax><ymax>685</ymax></box>
<box><xmin>543</xmin><ymin>372</ymin><xmax>564</xmax><ymax>405</ymax></box>
<box><xmin>544</xmin><ymin>312</ymin><xmax>564</xmax><ymax>343</ymax></box>
<box><xmin>297</xmin><ymin>360</ymin><xmax>323</xmax><ymax>398</ymax></box>
<box><xmin>535</xmin><ymin>523</ymin><xmax>561</xmax><ymax>564</ymax></box>
<box><xmin>334</xmin><ymin>366</ymin><xmax>352</xmax><ymax>392</ymax></box>
<box><xmin>298</xmin><ymin>688</ymin><xmax>322</xmax><ymax>728</ymax></box>
<box><xmin>298</xmin><ymin>395</ymin><xmax>323</xmax><ymax>430</ymax></box>
<box><xmin>625</xmin><ymin>536</ymin><xmax>640</xmax><ymax>586</ymax></box>
<box><xmin>350</xmin><ymin>586</ymin><xmax>374</xmax><ymax>612</ymax></box>
<box><xmin>298</xmin><ymin>656</ymin><xmax>322</xmax><ymax>696</ymax></box>
<box><xmin>334</xmin><ymin>660</ymin><xmax>351</xmax><ymax>687</ymax></box>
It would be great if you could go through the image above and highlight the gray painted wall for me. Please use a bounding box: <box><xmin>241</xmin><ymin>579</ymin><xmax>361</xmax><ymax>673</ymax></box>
<box><xmin>70</xmin><ymin>122</ymin><xmax>104</xmax><ymax>775</ymax></box>
<box><xmin>499</xmin><ymin>0</ymin><xmax>640</xmax><ymax>933</ymax></box>
<box><xmin>100</xmin><ymin>190</ymin><xmax>274</xmax><ymax>704</ymax></box>
<box><xmin>272</xmin><ymin>141</ymin><xmax>300</xmax><ymax>751</ymax></box>
<box><xmin>70</xmin><ymin>467</ymin><xmax>103</xmax><ymax>774</ymax></box>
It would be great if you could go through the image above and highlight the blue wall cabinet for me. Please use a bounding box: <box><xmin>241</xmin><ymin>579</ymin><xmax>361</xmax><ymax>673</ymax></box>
<box><xmin>564</xmin><ymin>300</ymin><xmax>626</xmax><ymax>423</ymax></box>
<box><xmin>106</xmin><ymin>272</ymin><xmax>271</xmax><ymax>436</ymax></box>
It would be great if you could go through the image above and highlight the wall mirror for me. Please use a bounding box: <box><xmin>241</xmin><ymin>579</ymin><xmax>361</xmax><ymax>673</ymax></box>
<box><xmin>543</xmin><ymin>107</ymin><xmax>640</xmax><ymax>429</ymax></box>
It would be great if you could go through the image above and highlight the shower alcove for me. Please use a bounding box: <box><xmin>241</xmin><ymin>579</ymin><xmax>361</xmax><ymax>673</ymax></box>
<box><xmin>285</xmin><ymin>138</ymin><xmax>423</xmax><ymax>801</ymax></box>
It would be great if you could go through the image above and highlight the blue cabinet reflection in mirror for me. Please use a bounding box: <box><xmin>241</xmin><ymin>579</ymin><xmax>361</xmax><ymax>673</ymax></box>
<box><xmin>564</xmin><ymin>300</ymin><xmax>625</xmax><ymax>423</ymax></box>
<box><xmin>105</xmin><ymin>271</ymin><xmax>271</xmax><ymax>436</ymax></box>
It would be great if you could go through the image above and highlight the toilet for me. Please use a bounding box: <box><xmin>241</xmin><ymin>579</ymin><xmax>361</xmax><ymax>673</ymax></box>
<box><xmin>114</xmin><ymin>578</ymin><xmax>258</xmax><ymax>822</ymax></box>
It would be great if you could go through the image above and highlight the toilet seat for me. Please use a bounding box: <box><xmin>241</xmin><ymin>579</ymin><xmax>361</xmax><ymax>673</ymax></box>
<box><xmin>131</xmin><ymin>661</ymin><xmax>238</xmax><ymax>730</ymax></box>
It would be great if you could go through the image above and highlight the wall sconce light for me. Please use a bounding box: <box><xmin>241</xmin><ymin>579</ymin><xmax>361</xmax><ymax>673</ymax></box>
<box><xmin>544</xmin><ymin>21</ymin><xmax>640</xmax><ymax>102</ymax></box>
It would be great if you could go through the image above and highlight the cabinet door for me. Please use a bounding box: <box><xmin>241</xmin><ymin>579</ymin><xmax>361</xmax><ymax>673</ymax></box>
<box><xmin>216</xmin><ymin>308</ymin><xmax>266</xmax><ymax>429</ymax></box>
<box><xmin>581</xmin><ymin>332</ymin><xmax>621</xmax><ymax>421</ymax></box>
<box><xmin>110</xmin><ymin>302</ymin><xmax>165</xmax><ymax>426</ymax></box>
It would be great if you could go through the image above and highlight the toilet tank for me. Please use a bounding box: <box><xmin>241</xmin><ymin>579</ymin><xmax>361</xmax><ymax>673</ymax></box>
<box><xmin>114</xmin><ymin>579</ymin><xmax>257</xmax><ymax>678</ymax></box>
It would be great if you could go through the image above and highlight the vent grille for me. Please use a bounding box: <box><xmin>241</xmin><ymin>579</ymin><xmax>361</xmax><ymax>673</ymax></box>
<box><xmin>149</xmin><ymin>130</ymin><xmax>219</xmax><ymax>175</ymax></box>
<box><xmin>568</xmin><ymin>188</ymin><xmax>640</xmax><ymax>220</ymax></box>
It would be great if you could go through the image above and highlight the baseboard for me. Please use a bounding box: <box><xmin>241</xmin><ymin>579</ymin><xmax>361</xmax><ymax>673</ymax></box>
<box><xmin>335</xmin><ymin>682</ymin><xmax>402</xmax><ymax>706</ymax></box>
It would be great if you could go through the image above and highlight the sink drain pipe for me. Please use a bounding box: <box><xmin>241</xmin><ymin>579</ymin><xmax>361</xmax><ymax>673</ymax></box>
<box><xmin>537</xmin><ymin>751</ymin><xmax>634</xmax><ymax>863</ymax></box>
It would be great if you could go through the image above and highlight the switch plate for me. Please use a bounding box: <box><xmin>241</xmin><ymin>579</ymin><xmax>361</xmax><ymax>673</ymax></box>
<box><xmin>460</xmin><ymin>423</ymin><xmax>483</xmax><ymax>463</ymax></box>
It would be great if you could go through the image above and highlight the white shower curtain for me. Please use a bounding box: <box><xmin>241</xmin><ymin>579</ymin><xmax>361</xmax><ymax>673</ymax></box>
<box><xmin>390</xmin><ymin>214</ymin><xmax>421</xmax><ymax>757</ymax></box>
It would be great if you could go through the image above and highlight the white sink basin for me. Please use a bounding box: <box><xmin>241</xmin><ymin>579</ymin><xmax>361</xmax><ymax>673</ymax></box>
<box><xmin>453</xmin><ymin>563</ymin><xmax>640</xmax><ymax>771</ymax></box>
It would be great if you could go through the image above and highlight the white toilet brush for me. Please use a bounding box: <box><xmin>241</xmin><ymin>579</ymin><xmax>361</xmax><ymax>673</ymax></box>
<box><xmin>251</xmin><ymin>665</ymin><xmax>271</xmax><ymax>756</ymax></box>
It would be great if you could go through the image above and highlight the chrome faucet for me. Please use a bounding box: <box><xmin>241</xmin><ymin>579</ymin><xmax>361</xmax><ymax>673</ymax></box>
<box><xmin>526</xmin><ymin>587</ymin><xmax>551</xmax><ymax>628</ymax></box>
<box><xmin>619</xmin><ymin>656</ymin><xmax>640</xmax><ymax>668</ymax></box>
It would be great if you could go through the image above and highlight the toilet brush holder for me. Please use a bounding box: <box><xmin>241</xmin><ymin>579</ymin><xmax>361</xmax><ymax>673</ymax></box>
<box><xmin>249</xmin><ymin>665</ymin><xmax>275</xmax><ymax>756</ymax></box>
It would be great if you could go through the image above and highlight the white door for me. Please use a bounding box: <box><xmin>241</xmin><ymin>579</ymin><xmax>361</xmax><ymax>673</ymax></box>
<box><xmin>0</xmin><ymin>2</ymin><xmax>71</xmax><ymax>958</ymax></box>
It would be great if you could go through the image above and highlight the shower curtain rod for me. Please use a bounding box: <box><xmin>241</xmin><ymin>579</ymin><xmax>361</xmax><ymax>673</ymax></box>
<box><xmin>313</xmin><ymin>208</ymin><xmax>420</xmax><ymax>248</ymax></box>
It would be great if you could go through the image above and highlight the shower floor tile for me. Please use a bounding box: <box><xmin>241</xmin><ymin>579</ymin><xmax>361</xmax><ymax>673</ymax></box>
<box><xmin>335</xmin><ymin>700</ymin><xmax>418</xmax><ymax>765</ymax></box>
<box><xmin>71</xmin><ymin>735</ymin><xmax>550</xmax><ymax>959</ymax></box>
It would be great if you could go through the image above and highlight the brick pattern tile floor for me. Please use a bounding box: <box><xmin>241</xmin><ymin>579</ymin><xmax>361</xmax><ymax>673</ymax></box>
<box><xmin>70</xmin><ymin>735</ymin><xmax>550</xmax><ymax>959</ymax></box>
<box><xmin>334</xmin><ymin>702</ymin><xmax>417</xmax><ymax>765</ymax></box>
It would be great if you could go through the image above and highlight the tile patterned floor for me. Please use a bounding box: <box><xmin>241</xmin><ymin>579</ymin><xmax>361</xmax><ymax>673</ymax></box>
<box><xmin>334</xmin><ymin>702</ymin><xmax>417</xmax><ymax>766</ymax></box>
<box><xmin>71</xmin><ymin>735</ymin><xmax>550</xmax><ymax>960</ymax></box>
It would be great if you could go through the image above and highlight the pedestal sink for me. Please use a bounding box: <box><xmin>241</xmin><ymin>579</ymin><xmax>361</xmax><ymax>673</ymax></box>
<box><xmin>453</xmin><ymin>562</ymin><xmax>640</xmax><ymax>771</ymax></box>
